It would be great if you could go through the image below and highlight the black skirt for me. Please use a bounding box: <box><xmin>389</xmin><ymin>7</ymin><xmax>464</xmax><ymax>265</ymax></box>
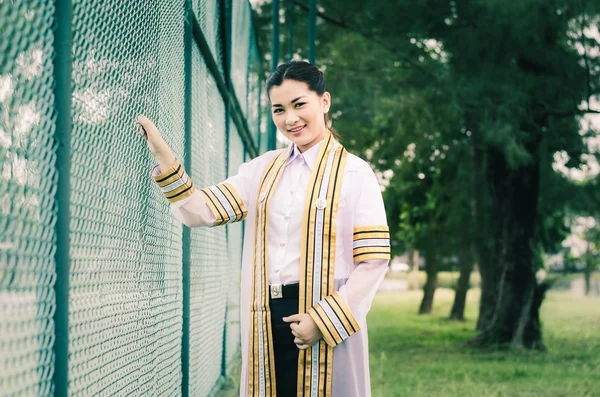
<box><xmin>269</xmin><ymin>290</ymin><xmax>300</xmax><ymax>396</ymax></box>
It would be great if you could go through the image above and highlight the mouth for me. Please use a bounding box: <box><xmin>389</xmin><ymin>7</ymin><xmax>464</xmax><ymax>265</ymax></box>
<box><xmin>288</xmin><ymin>124</ymin><xmax>306</xmax><ymax>136</ymax></box>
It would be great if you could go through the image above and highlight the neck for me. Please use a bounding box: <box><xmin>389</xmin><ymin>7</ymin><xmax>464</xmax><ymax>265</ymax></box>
<box><xmin>297</xmin><ymin>127</ymin><xmax>328</xmax><ymax>153</ymax></box>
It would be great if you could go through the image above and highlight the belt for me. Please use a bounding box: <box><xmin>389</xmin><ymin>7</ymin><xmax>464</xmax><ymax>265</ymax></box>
<box><xmin>269</xmin><ymin>283</ymin><xmax>299</xmax><ymax>300</ymax></box>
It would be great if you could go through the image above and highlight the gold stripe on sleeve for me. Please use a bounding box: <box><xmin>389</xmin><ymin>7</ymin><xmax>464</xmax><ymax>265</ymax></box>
<box><xmin>353</xmin><ymin>225</ymin><xmax>390</xmax><ymax>234</ymax></box>
<box><xmin>354</xmin><ymin>252</ymin><xmax>392</xmax><ymax>262</ymax></box>
<box><xmin>353</xmin><ymin>246</ymin><xmax>391</xmax><ymax>256</ymax></box>
<box><xmin>329</xmin><ymin>292</ymin><xmax>360</xmax><ymax>333</ymax></box>
<box><xmin>353</xmin><ymin>231</ymin><xmax>390</xmax><ymax>241</ymax></box>
<box><xmin>308</xmin><ymin>305</ymin><xmax>340</xmax><ymax>346</ymax></box>
<box><xmin>219</xmin><ymin>182</ymin><xmax>248</xmax><ymax>222</ymax></box>
<box><xmin>199</xmin><ymin>188</ymin><xmax>226</xmax><ymax>226</ymax></box>
<box><xmin>153</xmin><ymin>162</ymin><xmax>185</xmax><ymax>187</ymax></box>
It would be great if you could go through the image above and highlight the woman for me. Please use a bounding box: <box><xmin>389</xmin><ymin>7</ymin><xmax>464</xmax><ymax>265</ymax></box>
<box><xmin>138</xmin><ymin>61</ymin><xmax>390</xmax><ymax>397</ymax></box>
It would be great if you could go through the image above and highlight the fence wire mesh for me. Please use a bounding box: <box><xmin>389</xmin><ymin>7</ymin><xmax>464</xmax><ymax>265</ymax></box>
<box><xmin>225</xmin><ymin>121</ymin><xmax>244</xmax><ymax>368</ymax></box>
<box><xmin>0</xmin><ymin>0</ymin><xmax>57</xmax><ymax>395</ymax></box>
<box><xmin>188</xmin><ymin>47</ymin><xmax>228</xmax><ymax>397</ymax></box>
<box><xmin>0</xmin><ymin>0</ymin><xmax>264</xmax><ymax>395</ymax></box>
<box><xmin>68</xmin><ymin>0</ymin><xmax>185</xmax><ymax>395</ymax></box>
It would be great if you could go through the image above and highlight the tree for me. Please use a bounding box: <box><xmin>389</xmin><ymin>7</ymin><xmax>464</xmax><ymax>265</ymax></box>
<box><xmin>252</xmin><ymin>0</ymin><xmax>600</xmax><ymax>348</ymax></box>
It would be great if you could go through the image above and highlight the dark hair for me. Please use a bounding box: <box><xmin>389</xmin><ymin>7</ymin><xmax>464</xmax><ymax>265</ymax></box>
<box><xmin>266</xmin><ymin>61</ymin><xmax>337</xmax><ymax>137</ymax></box>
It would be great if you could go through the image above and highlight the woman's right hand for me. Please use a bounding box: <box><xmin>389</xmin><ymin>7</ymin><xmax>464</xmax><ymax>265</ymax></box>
<box><xmin>137</xmin><ymin>115</ymin><xmax>176</xmax><ymax>171</ymax></box>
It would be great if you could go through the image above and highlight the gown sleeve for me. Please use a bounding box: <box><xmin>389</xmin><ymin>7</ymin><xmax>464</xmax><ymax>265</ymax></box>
<box><xmin>307</xmin><ymin>161</ymin><xmax>391</xmax><ymax>347</ymax></box>
<box><xmin>151</xmin><ymin>157</ymin><xmax>255</xmax><ymax>228</ymax></box>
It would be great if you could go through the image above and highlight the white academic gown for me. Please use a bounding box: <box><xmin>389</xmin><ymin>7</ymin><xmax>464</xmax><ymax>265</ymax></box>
<box><xmin>152</xmin><ymin>139</ymin><xmax>390</xmax><ymax>397</ymax></box>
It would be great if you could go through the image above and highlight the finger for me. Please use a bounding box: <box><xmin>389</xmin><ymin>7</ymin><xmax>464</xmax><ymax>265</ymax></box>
<box><xmin>291</xmin><ymin>330</ymin><xmax>299</xmax><ymax>338</ymax></box>
<box><xmin>137</xmin><ymin>115</ymin><xmax>159</xmax><ymax>137</ymax></box>
<box><xmin>294</xmin><ymin>337</ymin><xmax>305</xmax><ymax>345</ymax></box>
<box><xmin>283</xmin><ymin>314</ymin><xmax>302</xmax><ymax>323</ymax></box>
<box><xmin>290</xmin><ymin>323</ymin><xmax>299</xmax><ymax>333</ymax></box>
<box><xmin>136</xmin><ymin>123</ymin><xmax>148</xmax><ymax>140</ymax></box>
<box><xmin>296</xmin><ymin>344</ymin><xmax>310</xmax><ymax>350</ymax></box>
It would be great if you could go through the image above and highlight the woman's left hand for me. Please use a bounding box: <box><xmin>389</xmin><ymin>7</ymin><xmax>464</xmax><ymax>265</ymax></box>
<box><xmin>282</xmin><ymin>313</ymin><xmax>323</xmax><ymax>350</ymax></box>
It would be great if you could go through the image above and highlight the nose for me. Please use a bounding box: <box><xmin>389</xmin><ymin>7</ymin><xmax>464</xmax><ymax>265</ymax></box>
<box><xmin>285</xmin><ymin>112</ymin><xmax>299</xmax><ymax>126</ymax></box>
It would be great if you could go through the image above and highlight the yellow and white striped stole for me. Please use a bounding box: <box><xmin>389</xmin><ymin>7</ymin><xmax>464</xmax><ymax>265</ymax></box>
<box><xmin>247</xmin><ymin>148</ymin><xmax>292</xmax><ymax>397</ymax></box>
<box><xmin>247</xmin><ymin>131</ymin><xmax>356</xmax><ymax>397</ymax></box>
<box><xmin>152</xmin><ymin>159</ymin><xmax>195</xmax><ymax>204</ymax></box>
<box><xmin>298</xmin><ymin>132</ymin><xmax>353</xmax><ymax>397</ymax></box>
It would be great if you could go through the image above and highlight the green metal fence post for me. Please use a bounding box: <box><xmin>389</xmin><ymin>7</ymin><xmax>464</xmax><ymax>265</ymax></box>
<box><xmin>220</xmin><ymin>0</ymin><xmax>233</xmax><ymax>379</ymax></box>
<box><xmin>257</xmin><ymin>81</ymin><xmax>263</xmax><ymax>150</ymax></box>
<box><xmin>268</xmin><ymin>0</ymin><xmax>280</xmax><ymax>150</ymax></box>
<box><xmin>308</xmin><ymin>0</ymin><xmax>316</xmax><ymax>63</ymax></box>
<box><xmin>182</xmin><ymin>3</ymin><xmax>193</xmax><ymax>396</ymax></box>
<box><xmin>288</xmin><ymin>0</ymin><xmax>294</xmax><ymax>61</ymax></box>
<box><xmin>52</xmin><ymin>0</ymin><xmax>73</xmax><ymax>395</ymax></box>
<box><xmin>190</xmin><ymin>14</ymin><xmax>258</xmax><ymax>158</ymax></box>
<box><xmin>222</xmin><ymin>0</ymin><xmax>232</xmax><ymax>176</ymax></box>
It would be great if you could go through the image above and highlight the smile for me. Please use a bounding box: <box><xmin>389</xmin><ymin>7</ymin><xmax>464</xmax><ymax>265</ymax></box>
<box><xmin>288</xmin><ymin>125</ymin><xmax>306</xmax><ymax>135</ymax></box>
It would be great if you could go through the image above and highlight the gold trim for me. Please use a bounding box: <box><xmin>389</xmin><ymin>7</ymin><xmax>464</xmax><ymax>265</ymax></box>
<box><xmin>296</xmin><ymin>132</ymin><xmax>349</xmax><ymax>397</ymax></box>
<box><xmin>354</xmin><ymin>252</ymin><xmax>392</xmax><ymax>262</ymax></box>
<box><xmin>353</xmin><ymin>231</ymin><xmax>390</xmax><ymax>241</ymax></box>
<box><xmin>200</xmin><ymin>188</ymin><xmax>226</xmax><ymax>225</ymax></box>
<box><xmin>247</xmin><ymin>150</ymin><xmax>290</xmax><ymax>396</ymax></box>
<box><xmin>353</xmin><ymin>246</ymin><xmax>391</xmax><ymax>256</ymax></box>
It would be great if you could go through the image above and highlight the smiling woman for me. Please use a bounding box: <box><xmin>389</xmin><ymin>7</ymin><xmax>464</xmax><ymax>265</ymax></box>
<box><xmin>139</xmin><ymin>60</ymin><xmax>390</xmax><ymax>397</ymax></box>
<box><xmin>269</xmin><ymin>79</ymin><xmax>330</xmax><ymax>152</ymax></box>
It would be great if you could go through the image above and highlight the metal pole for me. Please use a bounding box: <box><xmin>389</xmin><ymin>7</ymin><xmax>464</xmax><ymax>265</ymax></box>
<box><xmin>190</xmin><ymin>14</ymin><xmax>258</xmax><ymax>157</ymax></box>
<box><xmin>181</xmin><ymin>4</ymin><xmax>193</xmax><ymax>396</ymax></box>
<box><xmin>288</xmin><ymin>0</ymin><xmax>294</xmax><ymax>61</ymax></box>
<box><xmin>308</xmin><ymin>0</ymin><xmax>316</xmax><ymax>63</ymax></box>
<box><xmin>52</xmin><ymin>0</ymin><xmax>72</xmax><ymax>394</ymax></box>
<box><xmin>269</xmin><ymin>0</ymin><xmax>280</xmax><ymax>150</ymax></box>
<box><xmin>220</xmin><ymin>0</ymin><xmax>233</xmax><ymax>378</ymax></box>
<box><xmin>257</xmin><ymin>81</ymin><xmax>263</xmax><ymax>151</ymax></box>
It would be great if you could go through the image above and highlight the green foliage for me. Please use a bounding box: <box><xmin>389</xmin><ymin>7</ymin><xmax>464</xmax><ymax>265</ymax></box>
<box><xmin>252</xmin><ymin>0</ymin><xmax>599</xmax><ymax>280</ymax></box>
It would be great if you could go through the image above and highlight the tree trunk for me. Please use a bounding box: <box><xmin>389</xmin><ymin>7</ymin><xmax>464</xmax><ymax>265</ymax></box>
<box><xmin>419</xmin><ymin>247</ymin><xmax>438</xmax><ymax>314</ymax></box>
<box><xmin>407</xmin><ymin>246</ymin><xmax>415</xmax><ymax>271</ymax></box>
<box><xmin>477</xmin><ymin>147</ymin><xmax>544</xmax><ymax>349</ymax></box>
<box><xmin>450</xmin><ymin>230</ymin><xmax>474</xmax><ymax>321</ymax></box>
<box><xmin>470</xmin><ymin>133</ymin><xmax>497</xmax><ymax>331</ymax></box>
<box><xmin>584</xmin><ymin>242</ymin><xmax>592</xmax><ymax>295</ymax></box>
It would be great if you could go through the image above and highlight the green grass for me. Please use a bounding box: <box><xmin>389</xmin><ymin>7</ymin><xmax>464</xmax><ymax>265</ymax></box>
<box><xmin>369</xmin><ymin>288</ymin><xmax>600</xmax><ymax>397</ymax></box>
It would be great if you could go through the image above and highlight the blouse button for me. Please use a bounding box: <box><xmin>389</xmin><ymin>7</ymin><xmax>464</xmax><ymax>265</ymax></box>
<box><xmin>280</xmin><ymin>241</ymin><xmax>286</xmax><ymax>247</ymax></box>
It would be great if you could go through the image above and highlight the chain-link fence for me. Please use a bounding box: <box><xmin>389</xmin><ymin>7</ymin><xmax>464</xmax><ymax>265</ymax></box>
<box><xmin>0</xmin><ymin>0</ymin><xmax>267</xmax><ymax>395</ymax></box>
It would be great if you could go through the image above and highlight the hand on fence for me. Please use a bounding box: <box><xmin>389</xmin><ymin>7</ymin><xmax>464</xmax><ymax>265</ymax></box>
<box><xmin>137</xmin><ymin>115</ymin><xmax>176</xmax><ymax>171</ymax></box>
<box><xmin>283</xmin><ymin>313</ymin><xmax>324</xmax><ymax>350</ymax></box>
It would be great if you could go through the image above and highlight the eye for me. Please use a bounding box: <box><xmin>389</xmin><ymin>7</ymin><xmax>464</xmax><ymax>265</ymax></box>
<box><xmin>273</xmin><ymin>108</ymin><xmax>283</xmax><ymax>114</ymax></box>
<box><xmin>295</xmin><ymin>102</ymin><xmax>305</xmax><ymax>108</ymax></box>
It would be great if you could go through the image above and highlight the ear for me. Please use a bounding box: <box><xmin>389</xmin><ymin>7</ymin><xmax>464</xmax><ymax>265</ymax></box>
<box><xmin>321</xmin><ymin>91</ymin><xmax>331</xmax><ymax>114</ymax></box>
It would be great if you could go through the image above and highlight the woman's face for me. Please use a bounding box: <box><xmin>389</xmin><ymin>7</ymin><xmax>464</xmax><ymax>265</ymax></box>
<box><xmin>269</xmin><ymin>79</ymin><xmax>331</xmax><ymax>153</ymax></box>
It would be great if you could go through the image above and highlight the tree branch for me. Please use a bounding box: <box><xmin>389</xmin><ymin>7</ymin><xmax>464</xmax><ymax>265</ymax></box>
<box><xmin>291</xmin><ymin>0</ymin><xmax>437</xmax><ymax>80</ymax></box>
<box><xmin>548</xmin><ymin>109</ymin><xmax>600</xmax><ymax>118</ymax></box>
<box><xmin>579</xmin><ymin>14</ymin><xmax>594</xmax><ymax>112</ymax></box>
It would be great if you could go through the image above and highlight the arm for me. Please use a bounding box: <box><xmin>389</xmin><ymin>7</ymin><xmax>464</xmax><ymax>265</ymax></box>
<box><xmin>307</xmin><ymin>163</ymin><xmax>390</xmax><ymax>347</ymax></box>
<box><xmin>138</xmin><ymin>115</ymin><xmax>249</xmax><ymax>228</ymax></box>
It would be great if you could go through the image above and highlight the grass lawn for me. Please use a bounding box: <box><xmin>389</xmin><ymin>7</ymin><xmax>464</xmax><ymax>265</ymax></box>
<box><xmin>369</xmin><ymin>288</ymin><xmax>600</xmax><ymax>397</ymax></box>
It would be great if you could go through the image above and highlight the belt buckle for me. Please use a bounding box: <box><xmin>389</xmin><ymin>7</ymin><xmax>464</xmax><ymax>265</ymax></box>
<box><xmin>270</xmin><ymin>284</ymin><xmax>282</xmax><ymax>299</ymax></box>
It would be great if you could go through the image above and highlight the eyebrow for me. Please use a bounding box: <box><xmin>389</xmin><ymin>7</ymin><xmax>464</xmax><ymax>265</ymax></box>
<box><xmin>272</xmin><ymin>96</ymin><xmax>306</xmax><ymax>107</ymax></box>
